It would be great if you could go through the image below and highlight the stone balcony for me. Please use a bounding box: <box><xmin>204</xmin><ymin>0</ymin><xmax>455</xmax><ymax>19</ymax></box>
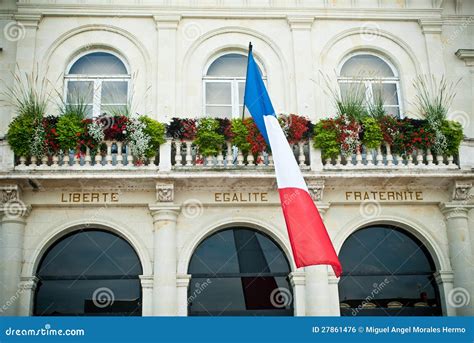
<box><xmin>1</xmin><ymin>138</ymin><xmax>473</xmax><ymax>176</ymax></box>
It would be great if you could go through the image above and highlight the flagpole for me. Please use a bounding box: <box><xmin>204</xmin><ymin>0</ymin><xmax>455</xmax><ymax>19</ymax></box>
<box><xmin>242</xmin><ymin>42</ymin><xmax>253</xmax><ymax>121</ymax></box>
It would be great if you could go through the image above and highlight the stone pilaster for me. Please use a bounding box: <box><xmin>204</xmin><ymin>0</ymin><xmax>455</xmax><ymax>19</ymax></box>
<box><xmin>289</xmin><ymin>271</ymin><xmax>306</xmax><ymax>316</ymax></box>
<box><xmin>176</xmin><ymin>274</ymin><xmax>191</xmax><ymax>316</ymax></box>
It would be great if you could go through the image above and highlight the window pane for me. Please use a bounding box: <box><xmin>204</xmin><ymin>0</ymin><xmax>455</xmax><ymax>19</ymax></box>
<box><xmin>206</xmin><ymin>54</ymin><xmax>248</xmax><ymax>77</ymax></box>
<box><xmin>206</xmin><ymin>82</ymin><xmax>232</xmax><ymax>105</ymax></box>
<box><xmin>67</xmin><ymin>81</ymin><xmax>93</xmax><ymax>104</ymax></box>
<box><xmin>35</xmin><ymin>279</ymin><xmax>141</xmax><ymax>316</ymax></box>
<box><xmin>102</xmin><ymin>81</ymin><xmax>128</xmax><ymax>105</ymax></box>
<box><xmin>341</xmin><ymin>54</ymin><xmax>394</xmax><ymax>78</ymax></box>
<box><xmin>339</xmin><ymin>82</ymin><xmax>367</xmax><ymax>101</ymax></box>
<box><xmin>69</xmin><ymin>52</ymin><xmax>128</xmax><ymax>75</ymax></box>
<box><xmin>384</xmin><ymin>106</ymin><xmax>400</xmax><ymax>117</ymax></box>
<box><xmin>205</xmin><ymin>106</ymin><xmax>233</xmax><ymax>119</ymax></box>
<box><xmin>189</xmin><ymin>277</ymin><xmax>292</xmax><ymax>316</ymax></box>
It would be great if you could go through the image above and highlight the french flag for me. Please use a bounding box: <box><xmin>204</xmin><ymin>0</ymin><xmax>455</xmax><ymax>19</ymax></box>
<box><xmin>243</xmin><ymin>44</ymin><xmax>342</xmax><ymax>277</ymax></box>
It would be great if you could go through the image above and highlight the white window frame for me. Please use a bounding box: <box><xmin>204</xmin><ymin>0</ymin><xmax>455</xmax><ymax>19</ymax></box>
<box><xmin>337</xmin><ymin>52</ymin><xmax>403</xmax><ymax>117</ymax></box>
<box><xmin>203</xmin><ymin>52</ymin><xmax>267</xmax><ymax>119</ymax></box>
<box><xmin>64</xmin><ymin>50</ymin><xmax>131</xmax><ymax>118</ymax></box>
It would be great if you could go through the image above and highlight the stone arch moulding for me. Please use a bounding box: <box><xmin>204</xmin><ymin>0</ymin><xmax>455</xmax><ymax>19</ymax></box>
<box><xmin>40</xmin><ymin>24</ymin><xmax>152</xmax><ymax>116</ymax></box>
<box><xmin>179</xmin><ymin>26</ymin><xmax>290</xmax><ymax>115</ymax></box>
<box><xmin>333</xmin><ymin>216</ymin><xmax>451</xmax><ymax>272</ymax></box>
<box><xmin>177</xmin><ymin>216</ymin><xmax>296</xmax><ymax>275</ymax></box>
<box><xmin>23</xmin><ymin>218</ymin><xmax>153</xmax><ymax>278</ymax></box>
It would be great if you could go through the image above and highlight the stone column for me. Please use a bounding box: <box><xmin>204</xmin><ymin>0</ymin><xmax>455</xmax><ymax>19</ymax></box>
<box><xmin>418</xmin><ymin>19</ymin><xmax>445</xmax><ymax>77</ymax></box>
<box><xmin>149</xmin><ymin>203</ymin><xmax>180</xmax><ymax>316</ymax></box>
<box><xmin>139</xmin><ymin>275</ymin><xmax>154</xmax><ymax>316</ymax></box>
<box><xmin>289</xmin><ymin>271</ymin><xmax>306</xmax><ymax>316</ymax></box>
<box><xmin>154</xmin><ymin>15</ymin><xmax>180</xmax><ymax>117</ymax></box>
<box><xmin>0</xmin><ymin>185</ymin><xmax>30</xmax><ymax>316</ymax></box>
<box><xmin>287</xmin><ymin>16</ymin><xmax>315</xmax><ymax>115</ymax></box>
<box><xmin>434</xmin><ymin>271</ymin><xmax>456</xmax><ymax>316</ymax></box>
<box><xmin>327</xmin><ymin>273</ymin><xmax>341</xmax><ymax>316</ymax></box>
<box><xmin>13</xmin><ymin>14</ymin><xmax>41</xmax><ymax>74</ymax></box>
<box><xmin>440</xmin><ymin>193</ymin><xmax>474</xmax><ymax>316</ymax></box>
<box><xmin>304</xmin><ymin>181</ymin><xmax>337</xmax><ymax>315</ymax></box>
<box><xmin>17</xmin><ymin>276</ymin><xmax>38</xmax><ymax>316</ymax></box>
<box><xmin>176</xmin><ymin>274</ymin><xmax>191</xmax><ymax>316</ymax></box>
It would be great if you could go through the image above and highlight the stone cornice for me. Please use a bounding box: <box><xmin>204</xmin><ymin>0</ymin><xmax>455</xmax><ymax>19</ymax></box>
<box><xmin>419</xmin><ymin>18</ymin><xmax>443</xmax><ymax>34</ymax></box>
<box><xmin>287</xmin><ymin>16</ymin><xmax>314</xmax><ymax>30</ymax></box>
<box><xmin>456</xmin><ymin>49</ymin><xmax>474</xmax><ymax>67</ymax></box>
<box><xmin>13</xmin><ymin>13</ymin><xmax>42</xmax><ymax>28</ymax></box>
<box><xmin>154</xmin><ymin>15</ymin><xmax>181</xmax><ymax>30</ymax></box>
<box><xmin>439</xmin><ymin>203</ymin><xmax>473</xmax><ymax>219</ymax></box>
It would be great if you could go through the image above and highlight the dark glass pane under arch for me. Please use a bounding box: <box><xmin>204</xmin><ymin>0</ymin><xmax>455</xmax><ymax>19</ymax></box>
<box><xmin>34</xmin><ymin>229</ymin><xmax>142</xmax><ymax>316</ymax></box>
<box><xmin>338</xmin><ymin>225</ymin><xmax>441</xmax><ymax>316</ymax></box>
<box><xmin>188</xmin><ymin>227</ymin><xmax>293</xmax><ymax>316</ymax></box>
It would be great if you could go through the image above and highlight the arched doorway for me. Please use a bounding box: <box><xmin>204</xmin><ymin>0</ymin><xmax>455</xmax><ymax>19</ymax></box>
<box><xmin>188</xmin><ymin>227</ymin><xmax>293</xmax><ymax>316</ymax></box>
<box><xmin>338</xmin><ymin>225</ymin><xmax>441</xmax><ymax>316</ymax></box>
<box><xmin>34</xmin><ymin>229</ymin><xmax>143</xmax><ymax>316</ymax></box>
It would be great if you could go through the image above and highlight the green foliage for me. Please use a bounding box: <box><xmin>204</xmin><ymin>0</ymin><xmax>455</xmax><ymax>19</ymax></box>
<box><xmin>7</xmin><ymin>113</ymin><xmax>39</xmax><ymax>157</ymax></box>
<box><xmin>440</xmin><ymin>120</ymin><xmax>464</xmax><ymax>156</ymax></box>
<box><xmin>367</xmin><ymin>85</ymin><xmax>386</xmax><ymax>119</ymax></box>
<box><xmin>195</xmin><ymin>118</ymin><xmax>225</xmax><ymax>157</ymax></box>
<box><xmin>361</xmin><ymin>117</ymin><xmax>383</xmax><ymax>149</ymax></box>
<box><xmin>230</xmin><ymin>118</ymin><xmax>251</xmax><ymax>153</ymax></box>
<box><xmin>313</xmin><ymin>120</ymin><xmax>341</xmax><ymax>159</ymax></box>
<box><xmin>139</xmin><ymin>116</ymin><xmax>166</xmax><ymax>158</ymax></box>
<box><xmin>56</xmin><ymin>113</ymin><xmax>84</xmax><ymax>151</ymax></box>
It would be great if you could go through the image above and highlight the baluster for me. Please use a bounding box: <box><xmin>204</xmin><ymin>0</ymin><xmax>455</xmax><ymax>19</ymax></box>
<box><xmin>63</xmin><ymin>153</ymin><xmax>70</xmax><ymax>168</ymax></box>
<box><xmin>116</xmin><ymin>142</ymin><xmax>124</xmax><ymax>167</ymax></box>
<box><xmin>51</xmin><ymin>155</ymin><xmax>59</xmax><ymax>168</ymax></box>
<box><xmin>217</xmin><ymin>145</ymin><xmax>224</xmax><ymax>166</ymax></box>
<box><xmin>385</xmin><ymin>143</ymin><xmax>393</xmax><ymax>167</ymax></box>
<box><xmin>40</xmin><ymin>155</ymin><xmax>48</xmax><ymax>167</ymax></box>
<box><xmin>366</xmin><ymin>148</ymin><xmax>374</xmax><ymax>167</ymax></box>
<box><xmin>416</xmin><ymin>149</ymin><xmax>424</xmax><ymax>167</ymax></box>
<box><xmin>185</xmin><ymin>141</ymin><xmax>193</xmax><ymax>166</ymax></box>
<box><xmin>355</xmin><ymin>146</ymin><xmax>362</xmax><ymax>167</ymax></box>
<box><xmin>105</xmin><ymin>142</ymin><xmax>113</xmax><ymax>166</ymax></box>
<box><xmin>247</xmin><ymin>153</ymin><xmax>254</xmax><ymax>166</ymax></box>
<box><xmin>298</xmin><ymin>142</ymin><xmax>306</xmax><ymax>166</ymax></box>
<box><xmin>447</xmin><ymin>155</ymin><xmax>455</xmax><ymax>167</ymax></box>
<box><xmin>376</xmin><ymin>146</ymin><xmax>383</xmax><ymax>166</ymax></box>
<box><xmin>436</xmin><ymin>154</ymin><xmax>444</xmax><ymax>166</ymax></box>
<box><xmin>72</xmin><ymin>151</ymin><xmax>80</xmax><ymax>167</ymax></box>
<box><xmin>426</xmin><ymin>148</ymin><xmax>434</xmax><ymax>167</ymax></box>
<box><xmin>406</xmin><ymin>152</ymin><xmax>414</xmax><ymax>168</ymax></box>
<box><xmin>268</xmin><ymin>153</ymin><xmax>274</xmax><ymax>167</ymax></box>
<box><xmin>225</xmin><ymin>142</ymin><xmax>233</xmax><ymax>167</ymax></box>
<box><xmin>30</xmin><ymin>156</ymin><xmax>37</xmax><ymax>168</ymax></box>
<box><xmin>84</xmin><ymin>147</ymin><xmax>92</xmax><ymax>167</ymax></box>
<box><xmin>335</xmin><ymin>155</ymin><xmax>342</xmax><ymax>168</ymax></box>
<box><xmin>175</xmin><ymin>141</ymin><xmax>183</xmax><ymax>167</ymax></box>
<box><xmin>237</xmin><ymin>149</ymin><xmax>244</xmax><ymax>166</ymax></box>
<box><xmin>257</xmin><ymin>152</ymin><xmax>265</xmax><ymax>167</ymax></box>
<box><xmin>18</xmin><ymin>156</ymin><xmax>27</xmax><ymax>168</ymax></box>
<box><xmin>394</xmin><ymin>154</ymin><xmax>402</xmax><ymax>167</ymax></box>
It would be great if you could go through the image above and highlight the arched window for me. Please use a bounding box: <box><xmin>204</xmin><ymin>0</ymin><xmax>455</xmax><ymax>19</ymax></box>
<box><xmin>188</xmin><ymin>227</ymin><xmax>293</xmax><ymax>316</ymax></box>
<box><xmin>338</xmin><ymin>225</ymin><xmax>441</xmax><ymax>316</ymax></box>
<box><xmin>203</xmin><ymin>53</ymin><xmax>265</xmax><ymax>118</ymax></box>
<box><xmin>338</xmin><ymin>53</ymin><xmax>402</xmax><ymax>117</ymax></box>
<box><xmin>65</xmin><ymin>51</ymin><xmax>130</xmax><ymax>117</ymax></box>
<box><xmin>34</xmin><ymin>229</ymin><xmax>142</xmax><ymax>316</ymax></box>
